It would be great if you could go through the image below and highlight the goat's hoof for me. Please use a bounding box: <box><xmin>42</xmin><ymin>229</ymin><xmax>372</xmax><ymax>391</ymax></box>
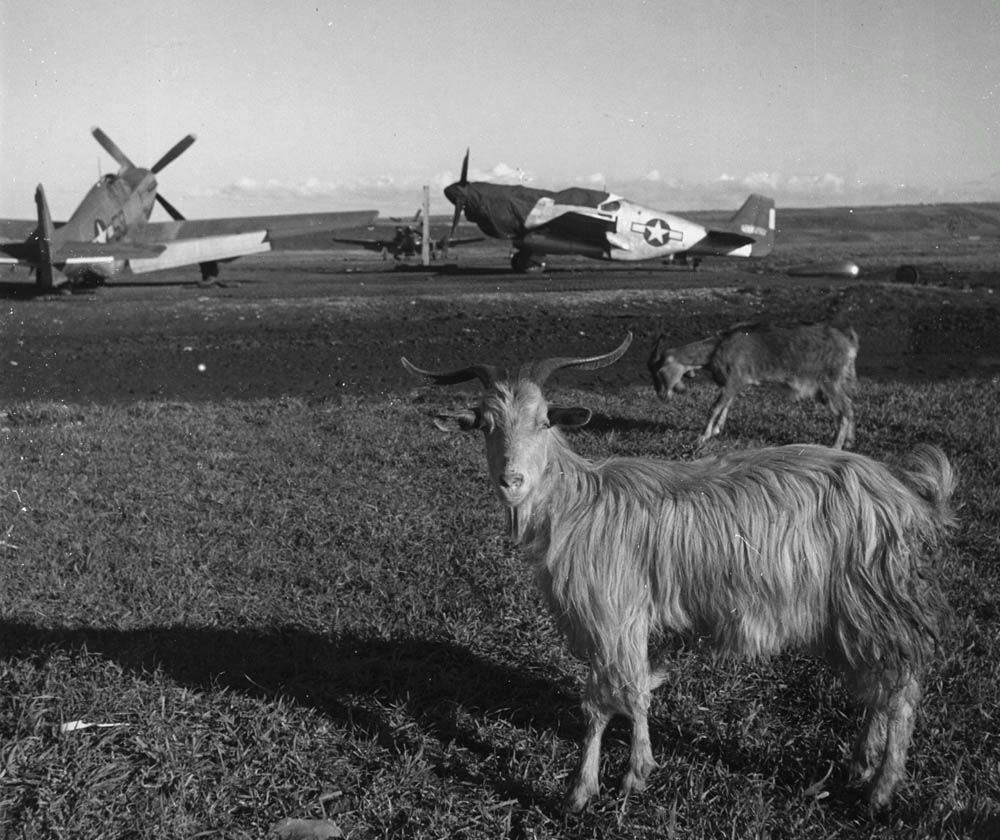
<box><xmin>865</xmin><ymin>774</ymin><xmax>899</xmax><ymax>810</ymax></box>
<box><xmin>848</xmin><ymin>761</ymin><xmax>876</xmax><ymax>787</ymax></box>
<box><xmin>563</xmin><ymin>784</ymin><xmax>596</xmax><ymax>814</ymax></box>
<box><xmin>620</xmin><ymin>771</ymin><xmax>648</xmax><ymax>796</ymax></box>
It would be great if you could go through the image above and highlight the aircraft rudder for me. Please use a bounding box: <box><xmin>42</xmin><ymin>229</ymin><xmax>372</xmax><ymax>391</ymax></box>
<box><xmin>32</xmin><ymin>184</ymin><xmax>57</xmax><ymax>288</ymax></box>
<box><xmin>33</xmin><ymin>184</ymin><xmax>56</xmax><ymax>241</ymax></box>
<box><xmin>732</xmin><ymin>193</ymin><xmax>775</xmax><ymax>257</ymax></box>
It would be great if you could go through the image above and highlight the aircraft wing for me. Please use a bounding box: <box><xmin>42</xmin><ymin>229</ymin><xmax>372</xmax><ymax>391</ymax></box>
<box><xmin>330</xmin><ymin>237</ymin><xmax>386</xmax><ymax>251</ymax></box>
<box><xmin>3</xmin><ymin>210</ymin><xmax>379</xmax><ymax>284</ymax></box>
<box><xmin>55</xmin><ymin>241</ymin><xmax>167</xmax><ymax>260</ymax></box>
<box><xmin>527</xmin><ymin>211</ymin><xmax>615</xmax><ymax>247</ymax></box>
<box><xmin>121</xmin><ymin>210</ymin><xmax>379</xmax><ymax>274</ymax></box>
<box><xmin>330</xmin><ymin>233</ymin><xmax>485</xmax><ymax>249</ymax></box>
<box><xmin>0</xmin><ymin>219</ymin><xmax>39</xmax><ymax>241</ymax></box>
<box><xmin>0</xmin><ymin>235</ymin><xmax>166</xmax><ymax>266</ymax></box>
<box><xmin>127</xmin><ymin>232</ymin><xmax>273</xmax><ymax>274</ymax></box>
<box><xmin>436</xmin><ymin>236</ymin><xmax>485</xmax><ymax>247</ymax></box>
<box><xmin>140</xmin><ymin>210</ymin><xmax>378</xmax><ymax>244</ymax></box>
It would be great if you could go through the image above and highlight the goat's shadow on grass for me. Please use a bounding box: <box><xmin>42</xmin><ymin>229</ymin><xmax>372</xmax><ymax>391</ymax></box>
<box><xmin>0</xmin><ymin>621</ymin><xmax>574</xmax><ymax>808</ymax></box>
<box><xmin>0</xmin><ymin>620</ymin><xmax>905</xmax><ymax>823</ymax></box>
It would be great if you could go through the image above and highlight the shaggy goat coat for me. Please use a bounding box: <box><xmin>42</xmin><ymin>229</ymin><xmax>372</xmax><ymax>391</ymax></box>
<box><xmin>515</xmin><ymin>434</ymin><xmax>949</xmax><ymax>690</ymax></box>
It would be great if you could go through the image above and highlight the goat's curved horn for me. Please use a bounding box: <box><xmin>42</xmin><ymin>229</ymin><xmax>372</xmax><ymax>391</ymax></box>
<box><xmin>401</xmin><ymin>357</ymin><xmax>501</xmax><ymax>389</ymax></box>
<box><xmin>523</xmin><ymin>332</ymin><xmax>633</xmax><ymax>385</ymax></box>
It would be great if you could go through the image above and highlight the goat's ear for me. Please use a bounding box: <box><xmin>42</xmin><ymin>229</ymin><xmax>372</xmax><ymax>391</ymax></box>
<box><xmin>433</xmin><ymin>409</ymin><xmax>481</xmax><ymax>433</ymax></box>
<box><xmin>548</xmin><ymin>405</ymin><xmax>592</xmax><ymax>429</ymax></box>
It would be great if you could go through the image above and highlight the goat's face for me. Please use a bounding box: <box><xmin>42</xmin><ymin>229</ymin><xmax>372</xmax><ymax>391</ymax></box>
<box><xmin>437</xmin><ymin>380</ymin><xmax>590</xmax><ymax>507</ymax></box>
<box><xmin>404</xmin><ymin>333</ymin><xmax>630</xmax><ymax>509</ymax></box>
<box><xmin>652</xmin><ymin>354</ymin><xmax>698</xmax><ymax>399</ymax></box>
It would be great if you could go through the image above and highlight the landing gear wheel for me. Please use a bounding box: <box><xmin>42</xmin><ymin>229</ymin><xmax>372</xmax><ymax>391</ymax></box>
<box><xmin>511</xmin><ymin>251</ymin><xmax>546</xmax><ymax>273</ymax></box>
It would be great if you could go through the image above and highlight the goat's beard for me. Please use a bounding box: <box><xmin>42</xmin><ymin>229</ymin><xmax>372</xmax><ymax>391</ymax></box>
<box><xmin>505</xmin><ymin>506</ymin><xmax>519</xmax><ymax>542</ymax></box>
<box><xmin>504</xmin><ymin>492</ymin><xmax>544</xmax><ymax>548</ymax></box>
<box><xmin>505</xmin><ymin>503</ymin><xmax>532</xmax><ymax>546</ymax></box>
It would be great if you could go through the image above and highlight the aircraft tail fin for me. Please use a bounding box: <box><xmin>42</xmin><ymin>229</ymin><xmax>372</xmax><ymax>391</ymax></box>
<box><xmin>32</xmin><ymin>184</ymin><xmax>57</xmax><ymax>289</ymax></box>
<box><xmin>729</xmin><ymin>193</ymin><xmax>775</xmax><ymax>257</ymax></box>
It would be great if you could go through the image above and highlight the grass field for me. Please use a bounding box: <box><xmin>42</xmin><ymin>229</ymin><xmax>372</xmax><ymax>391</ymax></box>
<box><xmin>1</xmin><ymin>377</ymin><xmax>999</xmax><ymax>838</ymax></box>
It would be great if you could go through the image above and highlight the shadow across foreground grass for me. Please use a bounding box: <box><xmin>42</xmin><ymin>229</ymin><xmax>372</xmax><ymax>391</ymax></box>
<box><xmin>1</xmin><ymin>621</ymin><xmax>578</xmax><ymax>764</ymax></box>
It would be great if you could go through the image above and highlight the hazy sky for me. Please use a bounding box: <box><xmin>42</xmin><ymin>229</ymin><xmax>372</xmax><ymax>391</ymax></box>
<box><xmin>2</xmin><ymin>0</ymin><xmax>999</xmax><ymax>220</ymax></box>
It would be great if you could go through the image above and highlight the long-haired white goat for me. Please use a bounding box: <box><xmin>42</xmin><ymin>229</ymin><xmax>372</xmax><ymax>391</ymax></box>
<box><xmin>403</xmin><ymin>334</ymin><xmax>954</xmax><ymax>813</ymax></box>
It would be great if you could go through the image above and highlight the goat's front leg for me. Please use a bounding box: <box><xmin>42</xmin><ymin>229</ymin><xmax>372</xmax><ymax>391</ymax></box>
<box><xmin>824</xmin><ymin>386</ymin><xmax>855</xmax><ymax>449</ymax></box>
<box><xmin>699</xmin><ymin>391</ymin><xmax>735</xmax><ymax>444</ymax></box>
<box><xmin>564</xmin><ymin>694</ymin><xmax>612</xmax><ymax>813</ymax></box>
<box><xmin>833</xmin><ymin>402</ymin><xmax>856</xmax><ymax>450</ymax></box>
<box><xmin>621</xmin><ymin>688</ymin><xmax>657</xmax><ymax>796</ymax></box>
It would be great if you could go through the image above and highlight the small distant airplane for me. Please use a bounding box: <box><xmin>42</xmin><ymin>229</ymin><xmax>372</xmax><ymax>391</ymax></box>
<box><xmin>333</xmin><ymin>209</ymin><xmax>483</xmax><ymax>261</ymax></box>
<box><xmin>0</xmin><ymin>128</ymin><xmax>378</xmax><ymax>290</ymax></box>
<box><xmin>443</xmin><ymin>150</ymin><xmax>776</xmax><ymax>272</ymax></box>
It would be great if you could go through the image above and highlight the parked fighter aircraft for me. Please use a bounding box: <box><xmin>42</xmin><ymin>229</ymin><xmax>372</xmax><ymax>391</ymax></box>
<box><xmin>0</xmin><ymin>128</ymin><xmax>378</xmax><ymax>289</ymax></box>
<box><xmin>333</xmin><ymin>208</ymin><xmax>483</xmax><ymax>260</ymax></box>
<box><xmin>443</xmin><ymin>151</ymin><xmax>776</xmax><ymax>272</ymax></box>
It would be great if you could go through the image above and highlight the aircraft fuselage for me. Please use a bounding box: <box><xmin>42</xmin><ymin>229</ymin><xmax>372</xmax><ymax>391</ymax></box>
<box><xmin>59</xmin><ymin>170</ymin><xmax>156</xmax><ymax>248</ymax></box>
<box><xmin>50</xmin><ymin>169</ymin><xmax>159</xmax><ymax>281</ymax></box>
<box><xmin>522</xmin><ymin>197</ymin><xmax>711</xmax><ymax>261</ymax></box>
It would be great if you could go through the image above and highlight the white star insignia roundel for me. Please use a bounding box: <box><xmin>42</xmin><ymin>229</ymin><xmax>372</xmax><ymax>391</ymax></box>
<box><xmin>643</xmin><ymin>218</ymin><xmax>672</xmax><ymax>247</ymax></box>
<box><xmin>93</xmin><ymin>220</ymin><xmax>113</xmax><ymax>244</ymax></box>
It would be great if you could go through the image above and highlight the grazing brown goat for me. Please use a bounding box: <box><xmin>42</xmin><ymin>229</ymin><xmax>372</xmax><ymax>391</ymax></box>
<box><xmin>647</xmin><ymin>321</ymin><xmax>859</xmax><ymax>448</ymax></box>
<box><xmin>403</xmin><ymin>334</ymin><xmax>953</xmax><ymax>813</ymax></box>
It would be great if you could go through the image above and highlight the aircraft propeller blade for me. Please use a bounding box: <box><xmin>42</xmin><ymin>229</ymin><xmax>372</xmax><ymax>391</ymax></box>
<box><xmin>151</xmin><ymin>135</ymin><xmax>196</xmax><ymax>220</ymax></box>
<box><xmin>156</xmin><ymin>193</ymin><xmax>186</xmax><ymax>221</ymax></box>
<box><xmin>151</xmin><ymin>134</ymin><xmax>197</xmax><ymax>174</ymax></box>
<box><xmin>91</xmin><ymin>127</ymin><xmax>135</xmax><ymax>171</ymax></box>
<box><xmin>445</xmin><ymin>148</ymin><xmax>470</xmax><ymax>255</ymax></box>
<box><xmin>448</xmin><ymin>201</ymin><xmax>463</xmax><ymax>240</ymax></box>
<box><xmin>459</xmin><ymin>147</ymin><xmax>469</xmax><ymax>186</ymax></box>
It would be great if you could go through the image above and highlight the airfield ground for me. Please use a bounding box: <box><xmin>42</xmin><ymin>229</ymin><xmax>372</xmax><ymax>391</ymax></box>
<box><xmin>2</xmin><ymin>242</ymin><xmax>1000</xmax><ymax>405</ymax></box>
